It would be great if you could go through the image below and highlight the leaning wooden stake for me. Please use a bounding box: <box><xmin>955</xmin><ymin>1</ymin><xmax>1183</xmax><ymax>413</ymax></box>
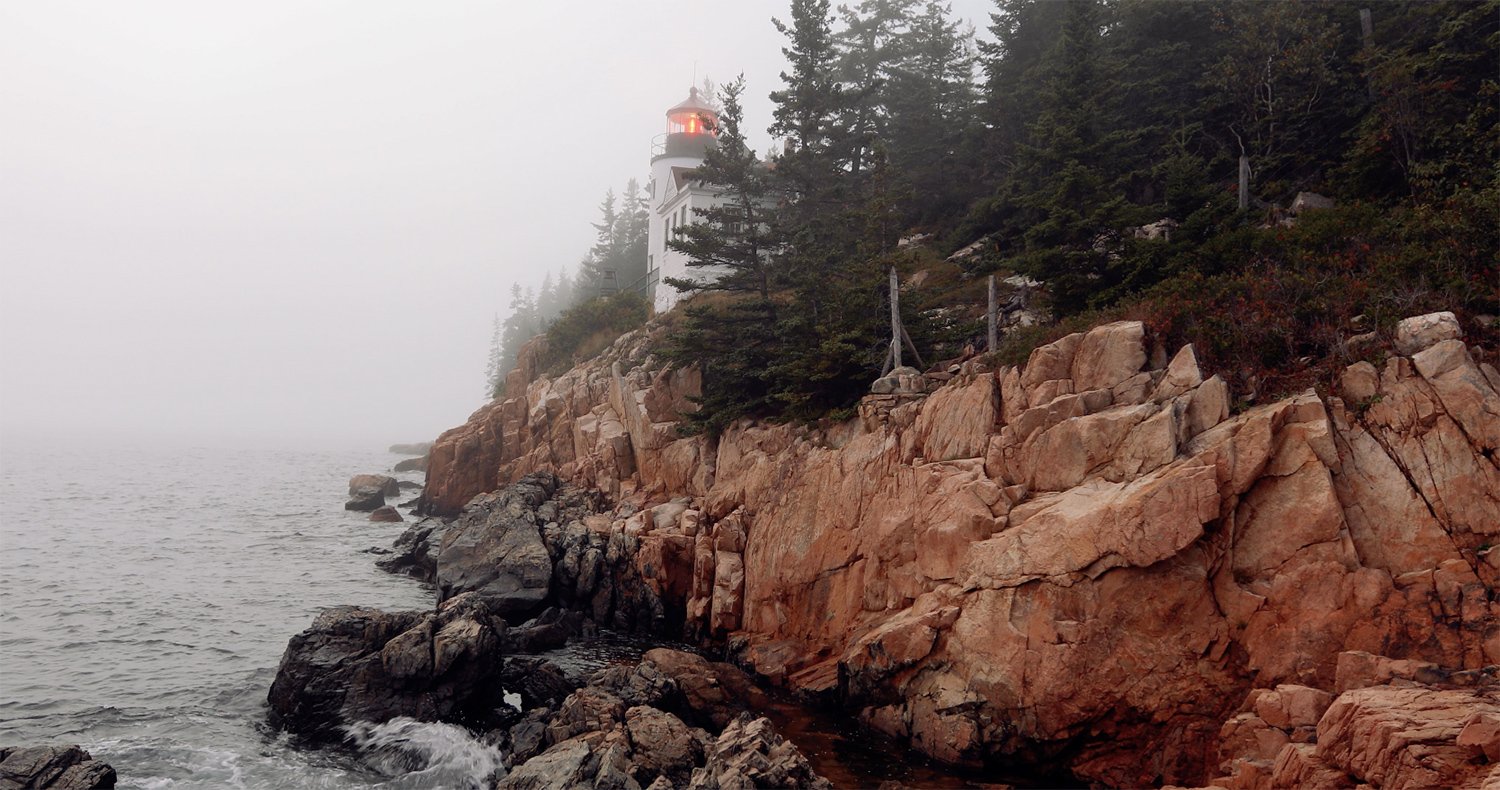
<box><xmin>900</xmin><ymin>324</ymin><xmax>926</xmax><ymax>371</ymax></box>
<box><xmin>889</xmin><ymin>267</ymin><xmax>902</xmax><ymax>370</ymax></box>
<box><xmin>987</xmin><ymin>275</ymin><xmax>998</xmax><ymax>354</ymax></box>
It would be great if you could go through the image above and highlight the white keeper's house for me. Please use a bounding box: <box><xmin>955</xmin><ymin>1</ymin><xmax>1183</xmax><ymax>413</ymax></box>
<box><xmin>644</xmin><ymin>86</ymin><xmax>725</xmax><ymax>314</ymax></box>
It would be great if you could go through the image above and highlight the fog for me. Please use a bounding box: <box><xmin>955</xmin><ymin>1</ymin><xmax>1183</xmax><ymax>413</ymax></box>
<box><xmin>0</xmin><ymin>1</ymin><xmax>990</xmax><ymax>451</ymax></box>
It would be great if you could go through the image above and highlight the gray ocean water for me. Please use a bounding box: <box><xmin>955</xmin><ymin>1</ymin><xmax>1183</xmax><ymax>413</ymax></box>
<box><xmin>0</xmin><ymin>437</ymin><xmax>507</xmax><ymax>789</ymax></box>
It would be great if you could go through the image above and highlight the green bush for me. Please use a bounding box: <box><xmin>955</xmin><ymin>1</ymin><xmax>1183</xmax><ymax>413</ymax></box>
<box><xmin>541</xmin><ymin>291</ymin><xmax>650</xmax><ymax>375</ymax></box>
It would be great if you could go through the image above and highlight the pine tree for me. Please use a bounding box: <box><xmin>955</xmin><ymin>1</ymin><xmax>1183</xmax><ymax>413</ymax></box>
<box><xmin>497</xmin><ymin>283</ymin><xmax>537</xmax><ymax>381</ymax></box>
<box><xmin>580</xmin><ymin>189</ymin><xmax>620</xmax><ymax>290</ymax></box>
<box><xmin>617</xmin><ymin>178</ymin><xmax>650</xmax><ymax>289</ymax></box>
<box><xmin>663</xmin><ymin>77</ymin><xmax>781</xmax><ymax>434</ymax></box>
<box><xmin>484</xmin><ymin>313</ymin><xmax>504</xmax><ymax>399</ymax></box>
<box><xmin>1203</xmin><ymin>2</ymin><xmax>1348</xmax><ymax>201</ymax></box>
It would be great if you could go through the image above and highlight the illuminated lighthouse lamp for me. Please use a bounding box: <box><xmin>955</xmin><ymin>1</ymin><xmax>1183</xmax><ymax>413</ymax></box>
<box><xmin>667</xmin><ymin>86</ymin><xmax>718</xmax><ymax>136</ymax></box>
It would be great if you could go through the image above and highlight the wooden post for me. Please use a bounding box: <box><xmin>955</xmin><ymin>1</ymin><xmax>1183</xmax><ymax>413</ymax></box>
<box><xmin>987</xmin><ymin>275</ymin><xmax>998</xmax><ymax>354</ymax></box>
<box><xmin>1238</xmin><ymin>155</ymin><xmax>1250</xmax><ymax>211</ymax></box>
<box><xmin>889</xmin><ymin>267</ymin><xmax>902</xmax><ymax>370</ymax></box>
<box><xmin>900</xmin><ymin>325</ymin><xmax>926</xmax><ymax>372</ymax></box>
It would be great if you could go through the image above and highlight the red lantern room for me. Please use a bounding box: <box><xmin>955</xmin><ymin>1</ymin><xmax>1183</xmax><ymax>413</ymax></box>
<box><xmin>654</xmin><ymin>87</ymin><xmax>719</xmax><ymax>161</ymax></box>
<box><xmin>667</xmin><ymin>86</ymin><xmax>717</xmax><ymax>136</ymax></box>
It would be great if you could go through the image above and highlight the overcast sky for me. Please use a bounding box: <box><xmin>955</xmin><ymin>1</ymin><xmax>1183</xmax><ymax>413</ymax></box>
<box><xmin>0</xmin><ymin>0</ymin><xmax>992</xmax><ymax>450</ymax></box>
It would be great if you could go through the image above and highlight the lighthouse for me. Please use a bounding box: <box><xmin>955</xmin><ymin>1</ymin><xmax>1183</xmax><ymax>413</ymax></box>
<box><xmin>646</xmin><ymin>86</ymin><xmax>720</xmax><ymax>313</ymax></box>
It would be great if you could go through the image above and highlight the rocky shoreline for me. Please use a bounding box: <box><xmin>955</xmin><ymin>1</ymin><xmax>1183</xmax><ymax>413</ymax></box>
<box><xmin>403</xmin><ymin>310</ymin><xmax>1499</xmax><ymax>788</ymax></box>
<box><xmin>267</xmin><ymin>470</ymin><xmax>842</xmax><ymax>788</ymax></box>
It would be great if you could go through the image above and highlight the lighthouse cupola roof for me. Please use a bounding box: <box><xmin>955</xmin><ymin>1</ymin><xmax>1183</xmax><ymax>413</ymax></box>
<box><xmin>666</xmin><ymin>86</ymin><xmax>717</xmax><ymax>136</ymax></box>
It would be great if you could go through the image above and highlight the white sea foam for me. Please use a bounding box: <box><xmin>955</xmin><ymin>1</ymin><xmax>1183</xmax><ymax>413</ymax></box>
<box><xmin>345</xmin><ymin>717</ymin><xmax>505</xmax><ymax>789</ymax></box>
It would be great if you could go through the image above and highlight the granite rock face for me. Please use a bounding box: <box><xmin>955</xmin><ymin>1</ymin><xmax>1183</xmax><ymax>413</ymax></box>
<box><xmin>1213</xmin><ymin>661</ymin><xmax>1500</xmax><ymax>790</ymax></box>
<box><xmin>421</xmin><ymin>312</ymin><xmax>1499</xmax><ymax>786</ymax></box>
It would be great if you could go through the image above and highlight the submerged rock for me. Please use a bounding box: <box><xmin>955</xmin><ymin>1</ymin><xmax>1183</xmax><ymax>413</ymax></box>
<box><xmin>266</xmin><ymin>593</ymin><xmax>507</xmax><ymax>740</ymax></box>
<box><xmin>0</xmin><ymin>745</ymin><xmax>116</xmax><ymax>789</ymax></box>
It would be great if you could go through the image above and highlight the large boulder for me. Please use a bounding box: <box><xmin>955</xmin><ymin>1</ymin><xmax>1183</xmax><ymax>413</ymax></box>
<box><xmin>369</xmin><ymin>506</ymin><xmax>403</xmax><ymax>523</ymax></box>
<box><xmin>266</xmin><ymin>593</ymin><xmax>507</xmax><ymax>740</ymax></box>
<box><xmin>0</xmin><ymin>746</ymin><xmax>116</xmax><ymax>789</ymax></box>
<box><xmin>349</xmin><ymin>474</ymin><xmax>400</xmax><ymax>498</ymax></box>
<box><xmin>642</xmin><ymin>649</ymin><xmax>766</xmax><ymax>731</ymax></box>
<box><xmin>1394</xmin><ymin>310</ymin><xmax>1463</xmax><ymax>356</ymax></box>
<box><xmin>345</xmin><ymin>486</ymin><xmax>386</xmax><ymax>512</ymax></box>
<box><xmin>435</xmin><ymin>476</ymin><xmax>557</xmax><ymax>616</ymax></box>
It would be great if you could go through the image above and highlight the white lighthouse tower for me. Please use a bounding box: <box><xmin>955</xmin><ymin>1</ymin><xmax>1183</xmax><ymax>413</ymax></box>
<box><xmin>646</xmin><ymin>87</ymin><xmax>720</xmax><ymax>313</ymax></box>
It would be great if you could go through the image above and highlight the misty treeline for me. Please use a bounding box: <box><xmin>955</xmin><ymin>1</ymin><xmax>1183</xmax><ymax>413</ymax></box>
<box><xmin>484</xmin><ymin>180</ymin><xmax>653</xmax><ymax>397</ymax></box>
<box><xmin>667</xmin><ymin>0</ymin><xmax>1497</xmax><ymax>433</ymax></box>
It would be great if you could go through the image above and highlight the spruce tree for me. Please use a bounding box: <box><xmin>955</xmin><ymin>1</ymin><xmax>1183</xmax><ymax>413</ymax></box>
<box><xmin>663</xmin><ymin>77</ymin><xmax>781</xmax><ymax>435</ymax></box>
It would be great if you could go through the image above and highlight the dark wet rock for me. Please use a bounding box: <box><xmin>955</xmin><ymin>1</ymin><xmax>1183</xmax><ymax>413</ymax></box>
<box><xmin>499</xmin><ymin>658</ymin><xmax>580</xmax><ymax>710</ymax></box>
<box><xmin>0</xmin><ymin>745</ymin><xmax>116</xmax><ymax>789</ymax></box>
<box><xmin>642</xmin><ymin>649</ymin><xmax>766</xmax><ymax>731</ymax></box>
<box><xmin>495</xmin><ymin>738</ymin><xmax>603</xmax><ymax>790</ymax></box>
<box><xmin>501</xmin><ymin>607</ymin><xmax>585</xmax><ymax>653</ymax></box>
<box><xmin>625</xmin><ymin>706</ymin><xmax>707</xmax><ymax>785</ymax></box>
<box><xmin>393</xmin><ymin>457</ymin><xmax>427</xmax><ymax>473</ymax></box>
<box><xmin>396</xmin><ymin>480</ymin><xmax>423</xmax><ymax>491</ymax></box>
<box><xmin>348</xmin><ymin>474</ymin><xmax>399</xmax><ymax>498</ymax></box>
<box><xmin>491</xmin><ymin>655</ymin><xmax>830</xmax><ymax>790</ymax></box>
<box><xmin>266</xmin><ymin>592</ymin><xmax>507</xmax><ymax>740</ymax></box>
<box><xmin>345</xmin><ymin>486</ymin><xmax>386</xmax><ymax>512</ymax></box>
<box><xmin>369</xmin><ymin>506</ymin><xmax>403</xmax><ymax>523</ymax></box>
<box><xmin>546</xmin><ymin>687</ymin><xmax>627</xmax><ymax>744</ymax></box>
<box><xmin>434</xmin><ymin>476</ymin><xmax>559</xmax><ymax>616</ymax></box>
<box><xmin>504</xmin><ymin>709</ymin><xmax>553</xmax><ymax>766</ymax></box>
<box><xmin>591</xmin><ymin>661</ymin><xmax>679</xmax><ymax>712</ymax></box>
<box><xmin>417</xmin><ymin>474</ymin><xmax>662</xmax><ymax>634</ymax></box>
<box><xmin>375</xmin><ymin>519</ymin><xmax>448</xmax><ymax>581</ymax></box>
<box><xmin>687</xmin><ymin>714</ymin><xmax>833</xmax><ymax>789</ymax></box>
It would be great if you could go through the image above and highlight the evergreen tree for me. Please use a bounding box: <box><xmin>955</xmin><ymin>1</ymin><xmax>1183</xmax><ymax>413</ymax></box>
<box><xmin>1343</xmin><ymin>0</ymin><xmax>1500</xmax><ymax>199</ymax></box>
<box><xmin>581</xmin><ymin>189</ymin><xmax>620</xmax><ymax>289</ymax></box>
<box><xmin>664</xmin><ymin>77</ymin><xmax>781</xmax><ymax>434</ymax></box>
<box><xmin>1203</xmin><ymin>1</ymin><xmax>1349</xmax><ymax>200</ymax></box>
<box><xmin>1005</xmin><ymin>0</ymin><xmax>1131</xmax><ymax>314</ymax></box>
<box><xmin>618</xmin><ymin>178</ymin><xmax>650</xmax><ymax>288</ymax></box>
<box><xmin>496</xmin><ymin>283</ymin><xmax>538</xmax><ymax>382</ymax></box>
<box><xmin>484</xmin><ymin>313</ymin><xmax>504</xmax><ymax>398</ymax></box>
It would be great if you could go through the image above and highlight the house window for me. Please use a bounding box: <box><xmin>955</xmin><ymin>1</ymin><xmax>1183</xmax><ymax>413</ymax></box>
<box><xmin>679</xmin><ymin>206</ymin><xmax>688</xmax><ymax>226</ymax></box>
